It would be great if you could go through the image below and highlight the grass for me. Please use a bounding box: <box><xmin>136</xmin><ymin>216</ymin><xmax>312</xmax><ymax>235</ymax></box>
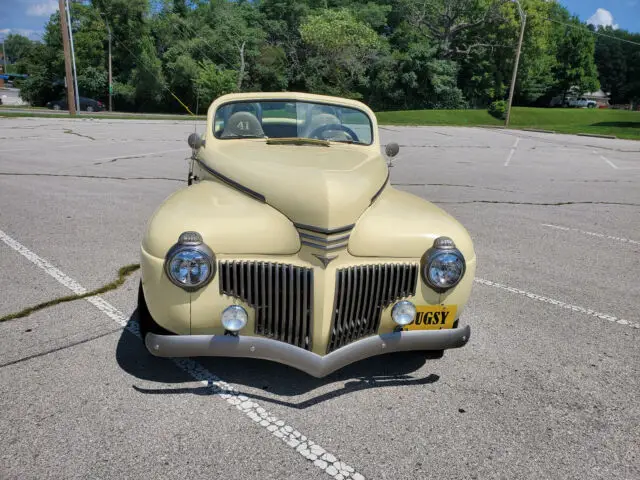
<box><xmin>2</xmin><ymin>105</ymin><xmax>638</xmax><ymax>140</ymax></box>
<box><xmin>376</xmin><ymin>107</ymin><xmax>640</xmax><ymax>140</ymax></box>
<box><xmin>0</xmin><ymin>110</ymin><xmax>206</xmax><ymax>121</ymax></box>
<box><xmin>0</xmin><ymin>264</ymin><xmax>140</xmax><ymax>322</ymax></box>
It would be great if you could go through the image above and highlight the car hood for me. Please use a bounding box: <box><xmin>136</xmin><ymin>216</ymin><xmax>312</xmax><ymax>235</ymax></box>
<box><xmin>200</xmin><ymin>142</ymin><xmax>388</xmax><ymax>230</ymax></box>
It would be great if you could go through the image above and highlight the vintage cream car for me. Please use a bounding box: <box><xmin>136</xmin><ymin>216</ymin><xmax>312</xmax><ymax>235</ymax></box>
<box><xmin>138</xmin><ymin>92</ymin><xmax>475</xmax><ymax>377</ymax></box>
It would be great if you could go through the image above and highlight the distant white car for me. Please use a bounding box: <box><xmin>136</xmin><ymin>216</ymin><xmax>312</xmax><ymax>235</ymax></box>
<box><xmin>566</xmin><ymin>97</ymin><xmax>597</xmax><ymax>108</ymax></box>
<box><xmin>549</xmin><ymin>96</ymin><xmax>597</xmax><ymax>108</ymax></box>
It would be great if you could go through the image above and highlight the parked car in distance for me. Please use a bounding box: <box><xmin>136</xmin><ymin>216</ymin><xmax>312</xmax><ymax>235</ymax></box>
<box><xmin>138</xmin><ymin>91</ymin><xmax>476</xmax><ymax>378</ymax></box>
<box><xmin>46</xmin><ymin>96</ymin><xmax>105</xmax><ymax>112</ymax></box>
<box><xmin>550</xmin><ymin>95</ymin><xmax>596</xmax><ymax>108</ymax></box>
<box><xmin>567</xmin><ymin>97</ymin><xmax>596</xmax><ymax>108</ymax></box>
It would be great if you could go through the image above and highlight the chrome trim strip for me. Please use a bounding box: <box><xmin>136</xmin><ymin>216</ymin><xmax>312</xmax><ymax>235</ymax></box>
<box><xmin>300</xmin><ymin>240</ymin><xmax>349</xmax><ymax>251</ymax></box>
<box><xmin>195</xmin><ymin>158</ymin><xmax>266</xmax><ymax>203</ymax></box>
<box><xmin>294</xmin><ymin>222</ymin><xmax>355</xmax><ymax>235</ymax></box>
<box><xmin>370</xmin><ymin>171</ymin><xmax>389</xmax><ymax>204</ymax></box>
<box><xmin>146</xmin><ymin>326</ymin><xmax>471</xmax><ymax>378</ymax></box>
<box><xmin>298</xmin><ymin>232</ymin><xmax>352</xmax><ymax>243</ymax></box>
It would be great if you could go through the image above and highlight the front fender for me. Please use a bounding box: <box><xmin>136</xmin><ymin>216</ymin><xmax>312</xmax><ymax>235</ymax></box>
<box><xmin>142</xmin><ymin>180</ymin><xmax>301</xmax><ymax>258</ymax></box>
<box><xmin>348</xmin><ymin>186</ymin><xmax>476</xmax><ymax>262</ymax></box>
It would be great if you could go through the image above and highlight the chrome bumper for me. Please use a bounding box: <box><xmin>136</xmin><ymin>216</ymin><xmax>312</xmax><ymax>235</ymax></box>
<box><xmin>145</xmin><ymin>326</ymin><xmax>471</xmax><ymax>378</ymax></box>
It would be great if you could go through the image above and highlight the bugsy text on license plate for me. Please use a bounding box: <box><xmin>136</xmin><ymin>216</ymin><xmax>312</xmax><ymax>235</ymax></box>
<box><xmin>401</xmin><ymin>305</ymin><xmax>457</xmax><ymax>331</ymax></box>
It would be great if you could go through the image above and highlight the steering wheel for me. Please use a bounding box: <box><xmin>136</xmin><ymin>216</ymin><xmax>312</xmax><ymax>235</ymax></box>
<box><xmin>308</xmin><ymin>123</ymin><xmax>360</xmax><ymax>143</ymax></box>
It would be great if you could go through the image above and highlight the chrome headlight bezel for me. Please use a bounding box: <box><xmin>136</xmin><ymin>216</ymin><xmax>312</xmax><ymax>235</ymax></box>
<box><xmin>421</xmin><ymin>237</ymin><xmax>466</xmax><ymax>292</ymax></box>
<box><xmin>163</xmin><ymin>231</ymin><xmax>216</xmax><ymax>291</ymax></box>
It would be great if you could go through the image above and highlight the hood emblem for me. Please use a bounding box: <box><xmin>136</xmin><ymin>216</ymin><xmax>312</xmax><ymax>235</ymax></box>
<box><xmin>312</xmin><ymin>253</ymin><xmax>338</xmax><ymax>268</ymax></box>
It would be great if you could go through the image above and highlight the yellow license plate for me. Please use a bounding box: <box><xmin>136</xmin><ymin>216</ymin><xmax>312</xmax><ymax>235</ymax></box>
<box><xmin>401</xmin><ymin>305</ymin><xmax>457</xmax><ymax>331</ymax></box>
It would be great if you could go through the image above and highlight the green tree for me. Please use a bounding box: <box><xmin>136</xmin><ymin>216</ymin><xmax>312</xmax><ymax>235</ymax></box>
<box><xmin>300</xmin><ymin>8</ymin><xmax>384</xmax><ymax>98</ymax></box>
<box><xmin>195</xmin><ymin>61</ymin><xmax>237</xmax><ymax>105</ymax></box>
<box><xmin>594</xmin><ymin>27</ymin><xmax>640</xmax><ymax>104</ymax></box>
<box><xmin>3</xmin><ymin>34</ymin><xmax>34</xmax><ymax>64</ymax></box>
<box><xmin>553</xmin><ymin>15</ymin><xmax>600</xmax><ymax>98</ymax></box>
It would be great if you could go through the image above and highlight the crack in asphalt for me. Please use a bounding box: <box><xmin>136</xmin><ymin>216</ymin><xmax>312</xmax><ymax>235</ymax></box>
<box><xmin>63</xmin><ymin>128</ymin><xmax>96</xmax><ymax>140</ymax></box>
<box><xmin>93</xmin><ymin>153</ymin><xmax>147</xmax><ymax>165</ymax></box>
<box><xmin>392</xmin><ymin>182</ymin><xmax>515</xmax><ymax>193</ymax></box>
<box><xmin>437</xmin><ymin>200</ymin><xmax>640</xmax><ymax>207</ymax></box>
<box><xmin>0</xmin><ymin>172</ymin><xmax>184</xmax><ymax>182</ymax></box>
<box><xmin>0</xmin><ymin>264</ymin><xmax>140</xmax><ymax>323</ymax></box>
<box><xmin>91</xmin><ymin>148</ymin><xmax>187</xmax><ymax>165</ymax></box>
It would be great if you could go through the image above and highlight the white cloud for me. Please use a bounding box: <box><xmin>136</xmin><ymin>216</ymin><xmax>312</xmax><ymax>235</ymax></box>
<box><xmin>587</xmin><ymin>8</ymin><xmax>619</xmax><ymax>29</ymax></box>
<box><xmin>26</xmin><ymin>0</ymin><xmax>58</xmax><ymax>17</ymax></box>
<box><xmin>0</xmin><ymin>28</ymin><xmax>44</xmax><ymax>41</ymax></box>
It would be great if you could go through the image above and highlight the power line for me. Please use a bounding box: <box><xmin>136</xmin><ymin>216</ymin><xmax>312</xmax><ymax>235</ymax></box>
<box><xmin>172</xmin><ymin>16</ymin><xmax>240</xmax><ymax>71</ymax></box>
<box><xmin>95</xmin><ymin>11</ymin><xmax>195</xmax><ymax>116</ymax></box>
<box><xmin>537</xmin><ymin>15</ymin><xmax>640</xmax><ymax>47</ymax></box>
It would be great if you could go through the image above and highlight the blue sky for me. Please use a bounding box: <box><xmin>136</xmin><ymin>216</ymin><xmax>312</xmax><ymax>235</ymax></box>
<box><xmin>0</xmin><ymin>0</ymin><xmax>639</xmax><ymax>42</ymax></box>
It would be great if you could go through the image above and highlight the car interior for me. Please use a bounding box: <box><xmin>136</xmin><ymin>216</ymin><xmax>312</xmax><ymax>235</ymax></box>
<box><xmin>213</xmin><ymin>101</ymin><xmax>371</xmax><ymax>144</ymax></box>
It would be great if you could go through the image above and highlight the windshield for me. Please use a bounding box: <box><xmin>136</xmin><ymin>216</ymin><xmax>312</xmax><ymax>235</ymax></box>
<box><xmin>213</xmin><ymin>100</ymin><xmax>373</xmax><ymax>145</ymax></box>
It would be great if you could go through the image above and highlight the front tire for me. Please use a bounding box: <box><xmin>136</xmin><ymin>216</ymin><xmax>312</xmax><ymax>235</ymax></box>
<box><xmin>137</xmin><ymin>281</ymin><xmax>174</xmax><ymax>343</ymax></box>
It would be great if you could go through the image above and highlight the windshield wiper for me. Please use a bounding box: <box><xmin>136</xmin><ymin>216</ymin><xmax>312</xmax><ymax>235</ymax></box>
<box><xmin>329</xmin><ymin>139</ymin><xmax>367</xmax><ymax>145</ymax></box>
<box><xmin>223</xmin><ymin>134</ymin><xmax>267</xmax><ymax>139</ymax></box>
<box><xmin>266</xmin><ymin>138</ymin><xmax>330</xmax><ymax>147</ymax></box>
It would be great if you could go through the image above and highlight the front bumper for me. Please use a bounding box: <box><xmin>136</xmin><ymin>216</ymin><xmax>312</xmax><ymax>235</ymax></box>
<box><xmin>145</xmin><ymin>325</ymin><xmax>471</xmax><ymax>378</ymax></box>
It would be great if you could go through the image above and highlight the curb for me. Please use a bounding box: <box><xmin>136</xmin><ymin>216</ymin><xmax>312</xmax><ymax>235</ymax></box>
<box><xmin>577</xmin><ymin>133</ymin><xmax>617</xmax><ymax>139</ymax></box>
<box><xmin>521</xmin><ymin>128</ymin><xmax>556</xmax><ymax>134</ymax></box>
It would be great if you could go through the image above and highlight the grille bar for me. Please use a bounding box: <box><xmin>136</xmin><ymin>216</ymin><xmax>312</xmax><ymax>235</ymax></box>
<box><xmin>219</xmin><ymin>261</ymin><xmax>314</xmax><ymax>350</ymax></box>
<box><xmin>327</xmin><ymin>263</ymin><xmax>418</xmax><ymax>353</ymax></box>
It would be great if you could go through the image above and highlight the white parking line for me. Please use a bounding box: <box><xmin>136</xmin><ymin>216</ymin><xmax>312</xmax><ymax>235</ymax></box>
<box><xmin>504</xmin><ymin>137</ymin><xmax>520</xmax><ymax>167</ymax></box>
<box><xmin>0</xmin><ymin>228</ymin><xmax>365</xmax><ymax>480</ymax></box>
<box><xmin>541</xmin><ymin>223</ymin><xmax>640</xmax><ymax>246</ymax></box>
<box><xmin>593</xmin><ymin>150</ymin><xmax>640</xmax><ymax>170</ymax></box>
<box><xmin>601</xmin><ymin>155</ymin><xmax>619</xmax><ymax>170</ymax></box>
<box><xmin>474</xmin><ymin>278</ymin><xmax>640</xmax><ymax>329</ymax></box>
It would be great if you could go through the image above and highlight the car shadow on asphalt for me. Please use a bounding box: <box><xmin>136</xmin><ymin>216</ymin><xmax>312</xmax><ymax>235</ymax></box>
<box><xmin>116</xmin><ymin>311</ymin><xmax>440</xmax><ymax>409</ymax></box>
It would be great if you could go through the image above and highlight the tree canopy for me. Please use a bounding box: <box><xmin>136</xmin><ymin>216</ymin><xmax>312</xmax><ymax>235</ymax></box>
<box><xmin>8</xmin><ymin>0</ymin><xmax>638</xmax><ymax>112</ymax></box>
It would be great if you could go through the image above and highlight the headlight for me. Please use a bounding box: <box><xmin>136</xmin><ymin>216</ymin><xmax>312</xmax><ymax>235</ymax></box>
<box><xmin>221</xmin><ymin>305</ymin><xmax>248</xmax><ymax>332</ymax></box>
<box><xmin>422</xmin><ymin>237</ymin><xmax>466</xmax><ymax>291</ymax></box>
<box><xmin>164</xmin><ymin>231</ymin><xmax>215</xmax><ymax>290</ymax></box>
<box><xmin>392</xmin><ymin>300</ymin><xmax>416</xmax><ymax>326</ymax></box>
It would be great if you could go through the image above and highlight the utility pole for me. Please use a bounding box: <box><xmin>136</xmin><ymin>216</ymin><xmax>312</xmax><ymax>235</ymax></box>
<box><xmin>2</xmin><ymin>40</ymin><xmax>7</xmax><ymax>74</ymax></box>
<box><xmin>64</xmin><ymin>0</ymin><xmax>80</xmax><ymax>113</ymax></box>
<box><xmin>505</xmin><ymin>0</ymin><xmax>526</xmax><ymax>128</ymax></box>
<box><xmin>58</xmin><ymin>0</ymin><xmax>76</xmax><ymax>115</ymax></box>
<box><xmin>107</xmin><ymin>22</ymin><xmax>113</xmax><ymax>112</ymax></box>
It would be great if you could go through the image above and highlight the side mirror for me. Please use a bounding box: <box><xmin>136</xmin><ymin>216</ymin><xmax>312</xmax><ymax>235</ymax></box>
<box><xmin>188</xmin><ymin>133</ymin><xmax>205</xmax><ymax>150</ymax></box>
<box><xmin>385</xmin><ymin>142</ymin><xmax>399</xmax><ymax>158</ymax></box>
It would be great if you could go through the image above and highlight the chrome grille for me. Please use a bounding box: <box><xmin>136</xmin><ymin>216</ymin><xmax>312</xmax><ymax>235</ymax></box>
<box><xmin>219</xmin><ymin>261</ymin><xmax>314</xmax><ymax>350</ymax></box>
<box><xmin>295</xmin><ymin>223</ymin><xmax>354</xmax><ymax>251</ymax></box>
<box><xmin>327</xmin><ymin>263</ymin><xmax>419</xmax><ymax>353</ymax></box>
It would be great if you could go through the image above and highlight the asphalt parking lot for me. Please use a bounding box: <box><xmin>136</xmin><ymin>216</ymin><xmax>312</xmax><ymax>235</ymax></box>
<box><xmin>1</xmin><ymin>117</ymin><xmax>639</xmax><ymax>480</ymax></box>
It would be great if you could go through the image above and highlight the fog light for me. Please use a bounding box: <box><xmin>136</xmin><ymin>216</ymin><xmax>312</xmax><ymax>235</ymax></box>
<box><xmin>221</xmin><ymin>305</ymin><xmax>248</xmax><ymax>332</ymax></box>
<box><xmin>392</xmin><ymin>300</ymin><xmax>416</xmax><ymax>326</ymax></box>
